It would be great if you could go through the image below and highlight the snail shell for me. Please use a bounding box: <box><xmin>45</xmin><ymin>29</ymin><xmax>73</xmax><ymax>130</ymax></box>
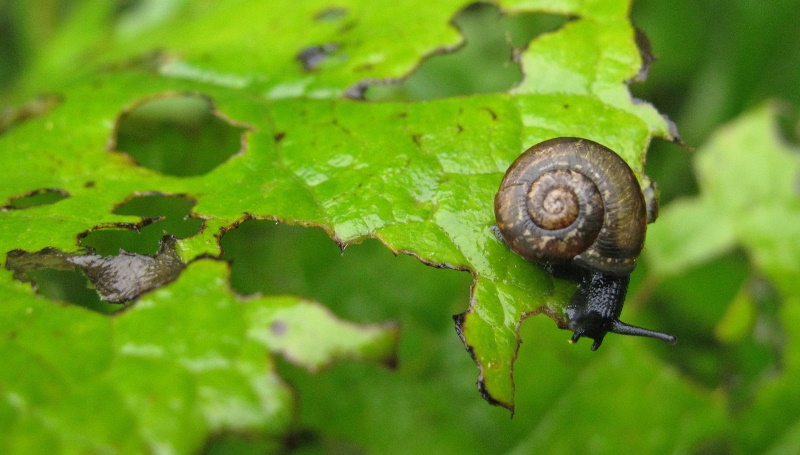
<box><xmin>494</xmin><ymin>137</ymin><xmax>646</xmax><ymax>275</ymax></box>
<box><xmin>494</xmin><ymin>137</ymin><xmax>675</xmax><ymax>350</ymax></box>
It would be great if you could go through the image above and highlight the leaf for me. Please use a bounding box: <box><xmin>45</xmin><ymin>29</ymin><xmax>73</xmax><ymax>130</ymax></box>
<box><xmin>645</xmin><ymin>103</ymin><xmax>800</xmax><ymax>451</ymax></box>
<box><xmin>0</xmin><ymin>260</ymin><xmax>398</xmax><ymax>453</ymax></box>
<box><xmin>1</xmin><ymin>0</ymin><xmax>682</xmax><ymax>447</ymax></box>
<box><xmin>505</xmin><ymin>343</ymin><xmax>727</xmax><ymax>455</ymax></box>
<box><xmin>6</xmin><ymin>235</ymin><xmax>190</xmax><ymax>308</ymax></box>
<box><xmin>647</xmin><ymin>103</ymin><xmax>800</xmax><ymax>290</ymax></box>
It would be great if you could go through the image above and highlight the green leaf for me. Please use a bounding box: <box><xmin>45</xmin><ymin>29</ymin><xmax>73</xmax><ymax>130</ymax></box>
<box><xmin>647</xmin><ymin>103</ymin><xmax>800</xmax><ymax>291</ymax></box>
<box><xmin>1</xmin><ymin>260</ymin><xmax>397</xmax><ymax>453</ymax></box>
<box><xmin>505</xmin><ymin>343</ymin><xmax>727</xmax><ymax>454</ymax></box>
<box><xmin>646</xmin><ymin>103</ymin><xmax>800</xmax><ymax>452</ymax></box>
<box><xmin>1</xmin><ymin>0</ymin><xmax>685</xmax><ymax>449</ymax></box>
<box><xmin>646</xmin><ymin>197</ymin><xmax>737</xmax><ymax>275</ymax></box>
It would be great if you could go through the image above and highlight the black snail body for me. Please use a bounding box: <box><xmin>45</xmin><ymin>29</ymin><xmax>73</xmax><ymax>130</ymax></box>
<box><xmin>494</xmin><ymin>137</ymin><xmax>676</xmax><ymax>350</ymax></box>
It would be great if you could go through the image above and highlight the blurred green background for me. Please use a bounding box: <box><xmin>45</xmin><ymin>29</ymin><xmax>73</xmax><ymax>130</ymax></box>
<box><xmin>2</xmin><ymin>0</ymin><xmax>800</xmax><ymax>453</ymax></box>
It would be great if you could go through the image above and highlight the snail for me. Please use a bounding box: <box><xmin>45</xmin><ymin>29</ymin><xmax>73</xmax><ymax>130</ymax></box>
<box><xmin>494</xmin><ymin>137</ymin><xmax>676</xmax><ymax>351</ymax></box>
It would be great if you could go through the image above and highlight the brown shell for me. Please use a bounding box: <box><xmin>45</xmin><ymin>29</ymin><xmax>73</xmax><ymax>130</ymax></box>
<box><xmin>494</xmin><ymin>137</ymin><xmax>647</xmax><ymax>275</ymax></box>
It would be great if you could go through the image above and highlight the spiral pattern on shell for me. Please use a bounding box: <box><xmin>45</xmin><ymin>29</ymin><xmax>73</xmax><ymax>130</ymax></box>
<box><xmin>494</xmin><ymin>137</ymin><xmax>647</xmax><ymax>275</ymax></box>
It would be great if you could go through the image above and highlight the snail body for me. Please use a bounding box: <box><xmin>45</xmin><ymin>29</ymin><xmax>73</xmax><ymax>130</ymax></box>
<box><xmin>494</xmin><ymin>137</ymin><xmax>675</xmax><ymax>350</ymax></box>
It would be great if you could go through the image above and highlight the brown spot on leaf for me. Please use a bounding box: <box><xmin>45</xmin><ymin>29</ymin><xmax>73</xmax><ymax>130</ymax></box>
<box><xmin>296</xmin><ymin>43</ymin><xmax>343</xmax><ymax>72</ymax></box>
<box><xmin>110</xmin><ymin>93</ymin><xmax>251</xmax><ymax>177</ymax></box>
<box><xmin>270</xmin><ymin>320</ymin><xmax>288</xmax><ymax>336</ymax></box>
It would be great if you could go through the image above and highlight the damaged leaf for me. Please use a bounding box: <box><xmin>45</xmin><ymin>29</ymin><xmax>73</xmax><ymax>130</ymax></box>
<box><xmin>2</xmin><ymin>188</ymin><xmax>70</xmax><ymax>210</ymax></box>
<box><xmin>247</xmin><ymin>298</ymin><xmax>399</xmax><ymax>372</ymax></box>
<box><xmin>67</xmin><ymin>237</ymin><xmax>184</xmax><ymax>302</ymax></box>
<box><xmin>0</xmin><ymin>260</ymin><xmax>399</xmax><ymax>453</ymax></box>
<box><xmin>3</xmin><ymin>0</ymin><xmax>671</xmax><ymax>410</ymax></box>
<box><xmin>0</xmin><ymin>0</ymin><xmax>701</xmax><ymax>452</ymax></box>
<box><xmin>7</xmin><ymin>236</ymin><xmax>185</xmax><ymax>304</ymax></box>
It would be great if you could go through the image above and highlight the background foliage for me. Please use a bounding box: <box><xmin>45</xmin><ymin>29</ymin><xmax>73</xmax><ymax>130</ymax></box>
<box><xmin>1</xmin><ymin>0</ymin><xmax>800</xmax><ymax>454</ymax></box>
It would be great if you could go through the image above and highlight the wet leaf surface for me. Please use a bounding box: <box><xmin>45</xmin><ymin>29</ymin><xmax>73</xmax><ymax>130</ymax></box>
<box><xmin>0</xmin><ymin>0</ymin><xmax>743</xmax><ymax>453</ymax></box>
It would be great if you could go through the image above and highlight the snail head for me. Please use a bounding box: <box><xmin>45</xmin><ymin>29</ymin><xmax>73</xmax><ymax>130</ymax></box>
<box><xmin>564</xmin><ymin>271</ymin><xmax>677</xmax><ymax>351</ymax></box>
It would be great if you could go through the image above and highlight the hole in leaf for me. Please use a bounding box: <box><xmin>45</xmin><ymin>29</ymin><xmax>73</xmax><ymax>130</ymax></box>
<box><xmin>111</xmin><ymin>94</ymin><xmax>248</xmax><ymax>176</ymax></box>
<box><xmin>4</xmin><ymin>247</ymin><xmax>117</xmax><ymax>313</ymax></box>
<box><xmin>80</xmin><ymin>193</ymin><xmax>203</xmax><ymax>256</ymax></box>
<box><xmin>221</xmin><ymin>221</ymin><xmax>483</xmax><ymax>452</ymax></box>
<box><xmin>24</xmin><ymin>268</ymin><xmax>124</xmax><ymax>315</ymax></box>
<box><xmin>6</xmin><ymin>236</ymin><xmax>185</xmax><ymax>308</ymax></box>
<box><xmin>644</xmin><ymin>142</ymin><xmax>699</xmax><ymax>204</ymax></box>
<box><xmin>2</xmin><ymin>188</ymin><xmax>69</xmax><ymax>210</ymax></box>
<box><xmin>355</xmin><ymin>3</ymin><xmax>570</xmax><ymax>101</ymax></box>
<box><xmin>220</xmin><ymin>220</ymin><xmax>471</xmax><ymax>327</ymax></box>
